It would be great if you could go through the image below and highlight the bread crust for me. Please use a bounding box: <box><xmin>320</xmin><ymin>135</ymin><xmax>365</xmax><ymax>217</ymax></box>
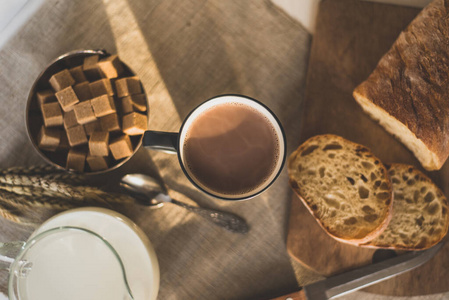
<box><xmin>288</xmin><ymin>134</ymin><xmax>393</xmax><ymax>245</ymax></box>
<box><xmin>353</xmin><ymin>0</ymin><xmax>449</xmax><ymax>170</ymax></box>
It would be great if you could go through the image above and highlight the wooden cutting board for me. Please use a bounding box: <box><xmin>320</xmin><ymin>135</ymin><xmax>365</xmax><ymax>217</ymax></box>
<box><xmin>287</xmin><ymin>0</ymin><xmax>449</xmax><ymax>296</ymax></box>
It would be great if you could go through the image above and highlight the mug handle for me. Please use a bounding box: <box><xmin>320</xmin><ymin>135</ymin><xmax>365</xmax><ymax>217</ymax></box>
<box><xmin>143</xmin><ymin>131</ymin><xmax>179</xmax><ymax>153</ymax></box>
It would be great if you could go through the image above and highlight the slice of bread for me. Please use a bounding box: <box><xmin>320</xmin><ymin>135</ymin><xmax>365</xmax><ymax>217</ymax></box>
<box><xmin>363</xmin><ymin>164</ymin><xmax>449</xmax><ymax>250</ymax></box>
<box><xmin>353</xmin><ymin>0</ymin><xmax>449</xmax><ymax>171</ymax></box>
<box><xmin>288</xmin><ymin>134</ymin><xmax>393</xmax><ymax>245</ymax></box>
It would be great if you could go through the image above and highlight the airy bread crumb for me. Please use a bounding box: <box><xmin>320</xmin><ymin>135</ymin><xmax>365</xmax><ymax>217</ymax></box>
<box><xmin>363</xmin><ymin>164</ymin><xmax>449</xmax><ymax>250</ymax></box>
<box><xmin>288</xmin><ymin>134</ymin><xmax>393</xmax><ymax>245</ymax></box>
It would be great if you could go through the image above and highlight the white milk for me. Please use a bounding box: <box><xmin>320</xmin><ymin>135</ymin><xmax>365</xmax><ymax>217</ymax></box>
<box><xmin>16</xmin><ymin>231</ymin><xmax>132</xmax><ymax>300</ymax></box>
<box><xmin>20</xmin><ymin>208</ymin><xmax>160</xmax><ymax>300</ymax></box>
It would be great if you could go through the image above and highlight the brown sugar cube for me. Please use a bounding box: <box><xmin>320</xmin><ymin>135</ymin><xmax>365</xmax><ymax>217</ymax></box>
<box><xmin>37</xmin><ymin>126</ymin><xmax>61</xmax><ymax>151</ymax></box>
<box><xmin>69</xmin><ymin>66</ymin><xmax>88</xmax><ymax>83</ymax></box>
<box><xmin>86</xmin><ymin>155</ymin><xmax>109</xmax><ymax>171</ymax></box>
<box><xmin>109</xmin><ymin>135</ymin><xmax>133</xmax><ymax>160</ymax></box>
<box><xmin>122</xmin><ymin>112</ymin><xmax>147</xmax><ymax>136</ymax></box>
<box><xmin>73</xmin><ymin>82</ymin><xmax>93</xmax><ymax>101</ymax></box>
<box><xmin>66</xmin><ymin>149</ymin><xmax>86</xmax><ymax>172</ymax></box>
<box><xmin>66</xmin><ymin>125</ymin><xmax>87</xmax><ymax>147</ymax></box>
<box><xmin>115</xmin><ymin>76</ymin><xmax>142</xmax><ymax>98</ymax></box>
<box><xmin>41</xmin><ymin>102</ymin><xmax>63</xmax><ymax>127</ymax></box>
<box><xmin>120</xmin><ymin>97</ymin><xmax>134</xmax><ymax>115</ymax></box>
<box><xmin>121</xmin><ymin>94</ymin><xmax>147</xmax><ymax>114</ymax></box>
<box><xmin>91</xmin><ymin>95</ymin><xmax>116</xmax><ymax>117</ymax></box>
<box><xmin>84</xmin><ymin>120</ymin><xmax>102</xmax><ymax>136</ymax></box>
<box><xmin>100</xmin><ymin>114</ymin><xmax>121</xmax><ymax>132</ymax></box>
<box><xmin>90</xmin><ymin>79</ymin><xmax>114</xmax><ymax>97</ymax></box>
<box><xmin>120</xmin><ymin>97</ymin><xmax>133</xmax><ymax>115</ymax></box>
<box><xmin>89</xmin><ymin>131</ymin><xmax>109</xmax><ymax>156</ymax></box>
<box><xmin>55</xmin><ymin>86</ymin><xmax>80</xmax><ymax>112</ymax></box>
<box><xmin>49</xmin><ymin>69</ymin><xmax>75</xmax><ymax>91</ymax></box>
<box><xmin>97</xmin><ymin>55</ymin><xmax>124</xmax><ymax>78</ymax></box>
<box><xmin>63</xmin><ymin>110</ymin><xmax>78</xmax><ymax>130</ymax></box>
<box><xmin>36</xmin><ymin>90</ymin><xmax>57</xmax><ymax>108</ymax></box>
<box><xmin>73</xmin><ymin>101</ymin><xmax>96</xmax><ymax>125</ymax></box>
<box><xmin>83</xmin><ymin>55</ymin><xmax>102</xmax><ymax>80</ymax></box>
<box><xmin>57</xmin><ymin>131</ymin><xmax>70</xmax><ymax>151</ymax></box>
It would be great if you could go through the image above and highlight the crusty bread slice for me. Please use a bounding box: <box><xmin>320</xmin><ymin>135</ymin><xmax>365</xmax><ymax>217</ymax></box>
<box><xmin>288</xmin><ymin>134</ymin><xmax>393</xmax><ymax>245</ymax></box>
<box><xmin>363</xmin><ymin>164</ymin><xmax>449</xmax><ymax>250</ymax></box>
<box><xmin>353</xmin><ymin>0</ymin><xmax>449</xmax><ymax>171</ymax></box>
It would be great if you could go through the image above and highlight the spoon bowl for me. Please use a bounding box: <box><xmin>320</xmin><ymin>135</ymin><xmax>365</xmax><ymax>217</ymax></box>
<box><xmin>120</xmin><ymin>174</ymin><xmax>165</xmax><ymax>208</ymax></box>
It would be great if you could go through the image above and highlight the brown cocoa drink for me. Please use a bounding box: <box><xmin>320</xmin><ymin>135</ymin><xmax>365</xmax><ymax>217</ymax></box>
<box><xmin>183</xmin><ymin>102</ymin><xmax>280</xmax><ymax>196</ymax></box>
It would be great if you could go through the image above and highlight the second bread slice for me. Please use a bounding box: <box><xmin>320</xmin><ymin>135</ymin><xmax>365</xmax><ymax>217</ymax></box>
<box><xmin>363</xmin><ymin>164</ymin><xmax>449</xmax><ymax>250</ymax></box>
<box><xmin>288</xmin><ymin>135</ymin><xmax>393</xmax><ymax>244</ymax></box>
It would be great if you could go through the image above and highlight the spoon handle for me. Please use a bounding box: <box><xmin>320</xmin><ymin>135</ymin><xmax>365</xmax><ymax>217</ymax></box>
<box><xmin>171</xmin><ymin>199</ymin><xmax>249</xmax><ymax>234</ymax></box>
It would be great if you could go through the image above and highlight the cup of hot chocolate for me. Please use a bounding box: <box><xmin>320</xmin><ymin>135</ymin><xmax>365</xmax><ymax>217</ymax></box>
<box><xmin>143</xmin><ymin>94</ymin><xmax>286</xmax><ymax>200</ymax></box>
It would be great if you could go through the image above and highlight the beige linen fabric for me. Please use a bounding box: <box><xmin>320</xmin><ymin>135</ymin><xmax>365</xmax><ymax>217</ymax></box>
<box><xmin>0</xmin><ymin>0</ymin><xmax>312</xmax><ymax>299</ymax></box>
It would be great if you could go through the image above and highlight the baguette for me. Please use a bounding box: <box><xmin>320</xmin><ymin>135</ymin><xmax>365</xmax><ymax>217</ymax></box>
<box><xmin>363</xmin><ymin>164</ymin><xmax>449</xmax><ymax>250</ymax></box>
<box><xmin>353</xmin><ymin>0</ymin><xmax>449</xmax><ymax>171</ymax></box>
<box><xmin>288</xmin><ymin>135</ymin><xmax>393</xmax><ymax>245</ymax></box>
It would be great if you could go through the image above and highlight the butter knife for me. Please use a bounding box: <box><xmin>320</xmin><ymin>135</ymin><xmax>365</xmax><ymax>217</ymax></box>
<box><xmin>269</xmin><ymin>242</ymin><xmax>442</xmax><ymax>300</ymax></box>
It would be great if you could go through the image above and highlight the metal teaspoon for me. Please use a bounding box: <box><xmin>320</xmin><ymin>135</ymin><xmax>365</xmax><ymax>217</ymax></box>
<box><xmin>120</xmin><ymin>174</ymin><xmax>249</xmax><ymax>234</ymax></box>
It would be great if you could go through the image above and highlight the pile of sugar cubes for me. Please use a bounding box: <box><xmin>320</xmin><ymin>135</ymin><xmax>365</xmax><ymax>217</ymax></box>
<box><xmin>36</xmin><ymin>54</ymin><xmax>148</xmax><ymax>172</ymax></box>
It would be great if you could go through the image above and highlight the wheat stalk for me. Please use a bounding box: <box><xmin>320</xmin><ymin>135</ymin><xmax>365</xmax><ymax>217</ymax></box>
<box><xmin>0</xmin><ymin>165</ymin><xmax>62</xmax><ymax>176</ymax></box>
<box><xmin>0</xmin><ymin>189</ymin><xmax>74</xmax><ymax>209</ymax></box>
<box><xmin>0</xmin><ymin>202</ymin><xmax>23</xmax><ymax>224</ymax></box>
<box><xmin>42</xmin><ymin>172</ymin><xmax>86</xmax><ymax>185</ymax></box>
<box><xmin>0</xmin><ymin>167</ymin><xmax>86</xmax><ymax>184</ymax></box>
<box><xmin>0</xmin><ymin>183</ymin><xmax>133</xmax><ymax>204</ymax></box>
<box><xmin>0</xmin><ymin>165</ymin><xmax>135</xmax><ymax>224</ymax></box>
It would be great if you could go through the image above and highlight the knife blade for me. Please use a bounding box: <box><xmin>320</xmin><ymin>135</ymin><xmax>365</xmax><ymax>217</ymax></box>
<box><xmin>270</xmin><ymin>242</ymin><xmax>443</xmax><ymax>300</ymax></box>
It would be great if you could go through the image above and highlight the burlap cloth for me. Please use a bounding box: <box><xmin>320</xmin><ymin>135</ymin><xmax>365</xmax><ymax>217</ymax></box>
<box><xmin>0</xmin><ymin>0</ymin><xmax>316</xmax><ymax>299</ymax></box>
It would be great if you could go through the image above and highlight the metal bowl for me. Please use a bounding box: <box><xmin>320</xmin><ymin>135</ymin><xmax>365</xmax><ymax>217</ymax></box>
<box><xmin>26</xmin><ymin>49</ymin><xmax>149</xmax><ymax>175</ymax></box>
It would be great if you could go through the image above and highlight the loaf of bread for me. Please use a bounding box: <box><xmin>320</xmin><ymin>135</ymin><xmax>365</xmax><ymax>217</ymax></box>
<box><xmin>353</xmin><ymin>0</ymin><xmax>449</xmax><ymax>171</ymax></box>
<box><xmin>363</xmin><ymin>164</ymin><xmax>449</xmax><ymax>250</ymax></box>
<box><xmin>288</xmin><ymin>135</ymin><xmax>393</xmax><ymax>245</ymax></box>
